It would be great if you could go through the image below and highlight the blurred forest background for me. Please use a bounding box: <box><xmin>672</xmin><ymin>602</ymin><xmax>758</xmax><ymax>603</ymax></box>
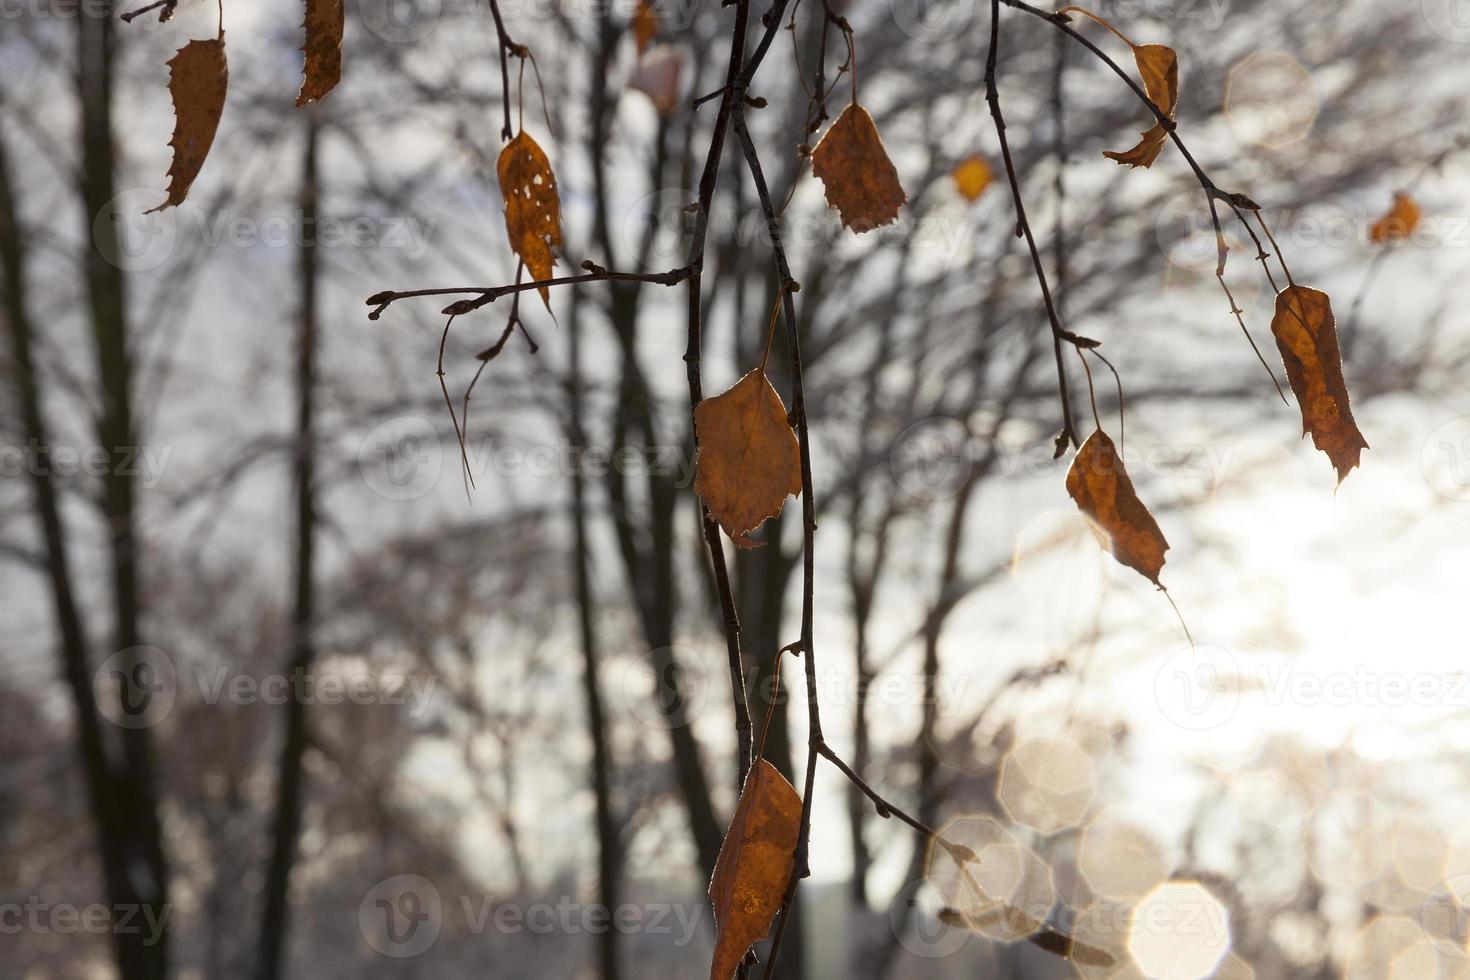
<box><xmin>5</xmin><ymin>0</ymin><xmax>1470</xmax><ymax>977</ymax></box>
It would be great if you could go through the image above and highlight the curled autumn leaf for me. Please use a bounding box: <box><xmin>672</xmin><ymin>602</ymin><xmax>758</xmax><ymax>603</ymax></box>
<box><xmin>1066</xmin><ymin>429</ymin><xmax>1169</xmax><ymax>586</ymax></box>
<box><xmin>151</xmin><ymin>35</ymin><xmax>228</xmax><ymax>213</ymax></box>
<box><xmin>1103</xmin><ymin>43</ymin><xmax>1179</xmax><ymax>168</ymax></box>
<box><xmin>811</xmin><ymin>103</ymin><xmax>907</xmax><ymax>233</ymax></box>
<box><xmin>631</xmin><ymin>0</ymin><xmax>657</xmax><ymax>54</ymax></box>
<box><xmin>952</xmin><ymin>155</ymin><xmax>993</xmax><ymax>202</ymax></box>
<box><xmin>708</xmin><ymin>760</ymin><xmax>801</xmax><ymax>980</ymax></box>
<box><xmin>693</xmin><ymin>368</ymin><xmax>802</xmax><ymax>548</ymax></box>
<box><xmin>296</xmin><ymin>0</ymin><xmax>344</xmax><ymax>107</ymax></box>
<box><xmin>1369</xmin><ymin>191</ymin><xmax>1420</xmax><ymax>244</ymax></box>
<box><xmin>496</xmin><ymin>131</ymin><xmax>564</xmax><ymax>307</ymax></box>
<box><xmin>1270</xmin><ymin>286</ymin><xmax>1369</xmax><ymax>483</ymax></box>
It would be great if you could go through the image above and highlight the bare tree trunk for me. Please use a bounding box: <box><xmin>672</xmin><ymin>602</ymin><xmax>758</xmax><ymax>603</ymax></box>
<box><xmin>585</xmin><ymin>15</ymin><xmax>723</xmax><ymax>881</ymax></box>
<box><xmin>75</xmin><ymin>12</ymin><xmax>171</xmax><ymax>976</ymax></box>
<box><xmin>2</xmin><ymin>115</ymin><xmax>164</xmax><ymax>980</ymax></box>
<box><xmin>257</xmin><ymin>112</ymin><xmax>321</xmax><ymax>980</ymax></box>
<box><xmin>568</xmin><ymin>288</ymin><xmax>621</xmax><ymax>980</ymax></box>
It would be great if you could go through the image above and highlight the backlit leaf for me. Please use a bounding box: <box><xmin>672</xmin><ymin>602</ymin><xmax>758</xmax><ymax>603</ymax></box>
<box><xmin>496</xmin><ymin>131</ymin><xmax>564</xmax><ymax>307</ymax></box>
<box><xmin>1066</xmin><ymin>429</ymin><xmax>1169</xmax><ymax>585</ymax></box>
<box><xmin>296</xmin><ymin>0</ymin><xmax>344</xmax><ymax>107</ymax></box>
<box><xmin>708</xmin><ymin>760</ymin><xmax>801</xmax><ymax>980</ymax></box>
<box><xmin>952</xmin><ymin>155</ymin><xmax>993</xmax><ymax>202</ymax></box>
<box><xmin>629</xmin><ymin>44</ymin><xmax>684</xmax><ymax>116</ymax></box>
<box><xmin>1369</xmin><ymin>192</ymin><xmax>1420</xmax><ymax>244</ymax></box>
<box><xmin>693</xmin><ymin>368</ymin><xmax>802</xmax><ymax>548</ymax></box>
<box><xmin>1270</xmin><ymin>286</ymin><xmax>1368</xmax><ymax>483</ymax></box>
<box><xmin>811</xmin><ymin>103</ymin><xmax>907</xmax><ymax>233</ymax></box>
<box><xmin>632</xmin><ymin>0</ymin><xmax>657</xmax><ymax>54</ymax></box>
<box><xmin>150</xmin><ymin>35</ymin><xmax>228</xmax><ymax>213</ymax></box>
<box><xmin>1102</xmin><ymin>43</ymin><xmax>1178</xmax><ymax>169</ymax></box>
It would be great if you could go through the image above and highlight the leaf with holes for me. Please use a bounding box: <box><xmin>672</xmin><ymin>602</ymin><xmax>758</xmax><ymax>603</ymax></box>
<box><xmin>693</xmin><ymin>368</ymin><xmax>802</xmax><ymax>548</ymax></box>
<box><xmin>811</xmin><ymin>103</ymin><xmax>907</xmax><ymax>233</ymax></box>
<box><xmin>151</xmin><ymin>35</ymin><xmax>228</xmax><ymax>213</ymax></box>
<box><xmin>708</xmin><ymin>760</ymin><xmax>801</xmax><ymax>980</ymax></box>
<box><xmin>496</xmin><ymin>131</ymin><xmax>564</xmax><ymax>307</ymax></box>
<box><xmin>1271</xmin><ymin>286</ymin><xmax>1368</xmax><ymax>483</ymax></box>
<box><xmin>1369</xmin><ymin>192</ymin><xmax>1420</xmax><ymax>244</ymax></box>
<box><xmin>1103</xmin><ymin>43</ymin><xmax>1178</xmax><ymax>169</ymax></box>
<box><xmin>952</xmin><ymin>155</ymin><xmax>993</xmax><ymax>202</ymax></box>
<box><xmin>296</xmin><ymin>0</ymin><xmax>344</xmax><ymax>107</ymax></box>
<box><xmin>1066</xmin><ymin>430</ymin><xmax>1169</xmax><ymax>586</ymax></box>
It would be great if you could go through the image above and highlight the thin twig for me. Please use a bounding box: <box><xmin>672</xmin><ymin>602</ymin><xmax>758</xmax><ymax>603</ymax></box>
<box><xmin>366</xmin><ymin>264</ymin><xmax>693</xmax><ymax>320</ymax></box>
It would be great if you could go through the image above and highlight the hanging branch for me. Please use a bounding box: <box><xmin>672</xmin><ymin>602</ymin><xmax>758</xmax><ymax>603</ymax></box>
<box><xmin>487</xmin><ymin>0</ymin><xmax>527</xmax><ymax>141</ymax></box>
<box><xmin>985</xmin><ymin>0</ymin><xmax>1078</xmax><ymax>457</ymax></box>
<box><xmin>998</xmin><ymin>0</ymin><xmax>1287</xmax><ymax>399</ymax></box>
<box><xmin>362</xmin><ymin>0</ymin><xmax>1352</xmax><ymax>974</ymax></box>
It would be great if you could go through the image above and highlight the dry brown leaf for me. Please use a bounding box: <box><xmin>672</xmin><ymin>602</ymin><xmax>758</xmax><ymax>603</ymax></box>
<box><xmin>1270</xmin><ymin>286</ymin><xmax>1369</xmax><ymax>483</ymax></box>
<box><xmin>496</xmin><ymin>131</ymin><xmax>563</xmax><ymax>306</ymax></box>
<box><xmin>708</xmin><ymin>760</ymin><xmax>801</xmax><ymax>980</ymax></box>
<box><xmin>810</xmin><ymin>103</ymin><xmax>907</xmax><ymax>233</ymax></box>
<box><xmin>1369</xmin><ymin>191</ymin><xmax>1420</xmax><ymax>244</ymax></box>
<box><xmin>151</xmin><ymin>36</ymin><xmax>228</xmax><ymax>213</ymax></box>
<box><xmin>1102</xmin><ymin>43</ymin><xmax>1178</xmax><ymax>169</ymax></box>
<box><xmin>631</xmin><ymin>0</ymin><xmax>657</xmax><ymax>53</ymax></box>
<box><xmin>693</xmin><ymin>368</ymin><xmax>802</xmax><ymax>548</ymax></box>
<box><xmin>296</xmin><ymin>0</ymin><xmax>344</xmax><ymax>107</ymax></box>
<box><xmin>952</xmin><ymin>155</ymin><xmax>993</xmax><ymax>202</ymax></box>
<box><xmin>1066</xmin><ymin>430</ymin><xmax>1169</xmax><ymax>586</ymax></box>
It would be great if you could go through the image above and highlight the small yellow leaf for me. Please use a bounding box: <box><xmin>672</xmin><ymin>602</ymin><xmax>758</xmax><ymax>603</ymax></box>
<box><xmin>693</xmin><ymin>368</ymin><xmax>802</xmax><ymax>548</ymax></box>
<box><xmin>708</xmin><ymin>760</ymin><xmax>801</xmax><ymax>980</ymax></box>
<box><xmin>952</xmin><ymin>155</ymin><xmax>993</xmax><ymax>202</ymax></box>
<box><xmin>1270</xmin><ymin>286</ymin><xmax>1368</xmax><ymax>483</ymax></box>
<box><xmin>1102</xmin><ymin>43</ymin><xmax>1178</xmax><ymax>169</ymax></box>
<box><xmin>296</xmin><ymin>0</ymin><xmax>344</xmax><ymax>107</ymax></box>
<box><xmin>631</xmin><ymin>0</ymin><xmax>657</xmax><ymax>54</ymax></box>
<box><xmin>1369</xmin><ymin>192</ymin><xmax>1420</xmax><ymax>244</ymax></box>
<box><xmin>151</xmin><ymin>36</ymin><xmax>228</xmax><ymax>213</ymax></box>
<box><xmin>496</xmin><ymin>131</ymin><xmax>564</xmax><ymax>307</ymax></box>
<box><xmin>1066</xmin><ymin>430</ymin><xmax>1169</xmax><ymax>585</ymax></box>
<box><xmin>810</xmin><ymin>103</ymin><xmax>907</xmax><ymax>233</ymax></box>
